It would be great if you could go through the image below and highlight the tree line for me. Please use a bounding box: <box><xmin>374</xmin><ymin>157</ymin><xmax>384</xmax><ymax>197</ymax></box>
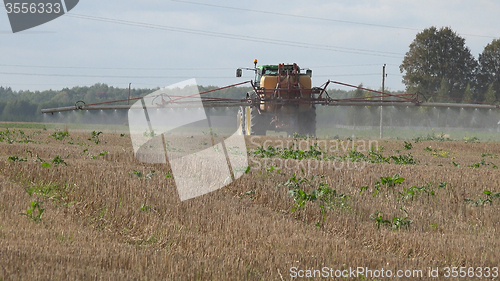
<box><xmin>400</xmin><ymin>26</ymin><xmax>500</xmax><ymax>104</ymax></box>
<box><xmin>0</xmin><ymin>83</ymin><xmax>389</xmax><ymax>122</ymax></box>
<box><xmin>0</xmin><ymin>82</ymin><xmax>497</xmax><ymax>129</ymax></box>
<box><xmin>0</xmin><ymin>83</ymin><xmax>154</xmax><ymax>122</ymax></box>
<box><xmin>2</xmin><ymin>26</ymin><xmax>500</xmax><ymax>122</ymax></box>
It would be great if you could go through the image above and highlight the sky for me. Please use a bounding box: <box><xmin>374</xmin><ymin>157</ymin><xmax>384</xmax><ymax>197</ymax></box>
<box><xmin>0</xmin><ymin>0</ymin><xmax>499</xmax><ymax>93</ymax></box>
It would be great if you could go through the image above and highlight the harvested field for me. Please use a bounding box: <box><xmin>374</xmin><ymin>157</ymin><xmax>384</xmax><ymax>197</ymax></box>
<box><xmin>0</xmin><ymin>128</ymin><xmax>500</xmax><ymax>280</ymax></box>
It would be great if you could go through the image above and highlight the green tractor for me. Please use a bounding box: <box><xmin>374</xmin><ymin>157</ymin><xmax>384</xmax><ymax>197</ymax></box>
<box><xmin>237</xmin><ymin>61</ymin><xmax>322</xmax><ymax>136</ymax></box>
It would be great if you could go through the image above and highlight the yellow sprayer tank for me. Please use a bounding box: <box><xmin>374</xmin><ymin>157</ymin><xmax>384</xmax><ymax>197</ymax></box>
<box><xmin>259</xmin><ymin>74</ymin><xmax>312</xmax><ymax>112</ymax></box>
<box><xmin>260</xmin><ymin>75</ymin><xmax>311</xmax><ymax>90</ymax></box>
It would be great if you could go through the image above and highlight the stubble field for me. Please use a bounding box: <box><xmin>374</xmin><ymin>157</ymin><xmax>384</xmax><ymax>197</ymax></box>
<box><xmin>0</xmin><ymin>127</ymin><xmax>499</xmax><ymax>280</ymax></box>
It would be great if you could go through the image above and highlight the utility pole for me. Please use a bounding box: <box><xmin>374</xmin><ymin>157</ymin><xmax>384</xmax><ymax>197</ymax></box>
<box><xmin>128</xmin><ymin>83</ymin><xmax>131</xmax><ymax>105</ymax></box>
<box><xmin>380</xmin><ymin>64</ymin><xmax>386</xmax><ymax>139</ymax></box>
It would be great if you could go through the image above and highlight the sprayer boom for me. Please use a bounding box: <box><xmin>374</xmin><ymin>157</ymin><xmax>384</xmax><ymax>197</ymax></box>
<box><xmin>40</xmin><ymin>62</ymin><xmax>500</xmax><ymax>136</ymax></box>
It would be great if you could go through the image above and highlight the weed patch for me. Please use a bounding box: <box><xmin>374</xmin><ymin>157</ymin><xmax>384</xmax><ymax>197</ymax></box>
<box><xmin>403</xmin><ymin>141</ymin><xmax>413</xmax><ymax>150</ymax></box>
<box><xmin>468</xmin><ymin>159</ymin><xmax>498</xmax><ymax>169</ymax></box>
<box><xmin>253</xmin><ymin>144</ymin><xmax>323</xmax><ymax>160</ymax></box>
<box><xmin>413</xmin><ymin>133</ymin><xmax>452</xmax><ymax>142</ymax></box>
<box><xmin>463</xmin><ymin>136</ymin><xmax>480</xmax><ymax>143</ymax></box>
<box><xmin>0</xmin><ymin>129</ymin><xmax>39</xmax><ymax>144</ymax></box>
<box><xmin>363</xmin><ymin>174</ymin><xmax>405</xmax><ymax>196</ymax></box>
<box><xmin>465</xmin><ymin>190</ymin><xmax>500</xmax><ymax>207</ymax></box>
<box><xmin>371</xmin><ymin>208</ymin><xmax>412</xmax><ymax>230</ymax></box>
<box><xmin>7</xmin><ymin>155</ymin><xmax>27</xmax><ymax>162</ymax></box>
<box><xmin>281</xmin><ymin>173</ymin><xmax>349</xmax><ymax>226</ymax></box>
<box><xmin>51</xmin><ymin>131</ymin><xmax>69</xmax><ymax>140</ymax></box>
<box><xmin>20</xmin><ymin>200</ymin><xmax>44</xmax><ymax>222</ymax></box>
<box><xmin>89</xmin><ymin>131</ymin><xmax>103</xmax><ymax>144</ymax></box>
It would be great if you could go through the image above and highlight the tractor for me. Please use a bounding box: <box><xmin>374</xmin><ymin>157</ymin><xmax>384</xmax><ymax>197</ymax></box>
<box><xmin>236</xmin><ymin>60</ymin><xmax>323</xmax><ymax>136</ymax></box>
<box><xmin>40</xmin><ymin>60</ymin><xmax>500</xmax><ymax>137</ymax></box>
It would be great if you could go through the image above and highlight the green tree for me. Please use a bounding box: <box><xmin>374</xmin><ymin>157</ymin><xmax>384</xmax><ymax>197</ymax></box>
<box><xmin>1</xmin><ymin>100</ymin><xmax>38</xmax><ymax>122</ymax></box>
<box><xmin>0</xmin><ymin>101</ymin><xmax>6</xmax><ymax>116</ymax></box>
<box><xmin>51</xmin><ymin>90</ymin><xmax>71</xmax><ymax>105</ymax></box>
<box><xmin>353</xmin><ymin>83</ymin><xmax>365</xmax><ymax>99</ymax></box>
<box><xmin>478</xmin><ymin>39</ymin><xmax>500</xmax><ymax>101</ymax></box>
<box><xmin>400</xmin><ymin>26</ymin><xmax>477</xmax><ymax>100</ymax></box>
<box><xmin>462</xmin><ymin>83</ymin><xmax>473</xmax><ymax>103</ymax></box>
<box><xmin>436</xmin><ymin>78</ymin><xmax>450</xmax><ymax>102</ymax></box>
<box><xmin>484</xmin><ymin>83</ymin><xmax>497</xmax><ymax>104</ymax></box>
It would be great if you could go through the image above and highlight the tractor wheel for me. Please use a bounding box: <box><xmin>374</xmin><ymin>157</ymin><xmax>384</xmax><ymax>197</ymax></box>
<box><xmin>244</xmin><ymin>106</ymin><xmax>267</xmax><ymax>136</ymax></box>
<box><xmin>298</xmin><ymin>107</ymin><xmax>316</xmax><ymax>137</ymax></box>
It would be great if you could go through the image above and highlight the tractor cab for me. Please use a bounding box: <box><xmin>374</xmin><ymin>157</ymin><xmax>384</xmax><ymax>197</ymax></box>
<box><xmin>236</xmin><ymin>61</ymin><xmax>312</xmax><ymax>89</ymax></box>
<box><xmin>255</xmin><ymin>64</ymin><xmax>308</xmax><ymax>88</ymax></box>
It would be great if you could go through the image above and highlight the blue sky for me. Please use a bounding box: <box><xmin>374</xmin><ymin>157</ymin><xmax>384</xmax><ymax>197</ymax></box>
<box><xmin>1</xmin><ymin>0</ymin><xmax>499</xmax><ymax>92</ymax></box>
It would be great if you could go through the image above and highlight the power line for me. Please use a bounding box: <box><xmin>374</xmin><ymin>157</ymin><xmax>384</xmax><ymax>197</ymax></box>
<box><xmin>0</xmin><ymin>83</ymin><xmax>105</xmax><ymax>87</ymax></box>
<box><xmin>315</xmin><ymin>73</ymin><xmax>381</xmax><ymax>77</ymax></box>
<box><xmin>0</xmin><ymin>71</ymin><xmax>234</xmax><ymax>79</ymax></box>
<box><xmin>66</xmin><ymin>13</ymin><xmax>403</xmax><ymax>58</ymax></box>
<box><xmin>0</xmin><ymin>82</ymin><xmax>164</xmax><ymax>88</ymax></box>
<box><xmin>0</xmin><ymin>2</ymin><xmax>413</xmax><ymax>33</ymax></box>
<box><xmin>2</xmin><ymin>1</ymin><xmax>498</xmax><ymax>39</ymax></box>
<box><xmin>310</xmin><ymin>64</ymin><xmax>383</xmax><ymax>68</ymax></box>
<box><xmin>0</xmin><ymin>83</ymin><xmax>71</xmax><ymax>86</ymax></box>
<box><xmin>171</xmin><ymin>0</ymin><xmax>420</xmax><ymax>32</ymax></box>
<box><xmin>0</xmin><ymin>64</ymin><xmax>233</xmax><ymax>71</ymax></box>
<box><xmin>170</xmin><ymin>0</ymin><xmax>498</xmax><ymax>39</ymax></box>
<box><xmin>0</xmin><ymin>71</ymin><xmax>381</xmax><ymax>79</ymax></box>
<box><xmin>0</xmin><ymin>63</ymin><xmax>384</xmax><ymax>70</ymax></box>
